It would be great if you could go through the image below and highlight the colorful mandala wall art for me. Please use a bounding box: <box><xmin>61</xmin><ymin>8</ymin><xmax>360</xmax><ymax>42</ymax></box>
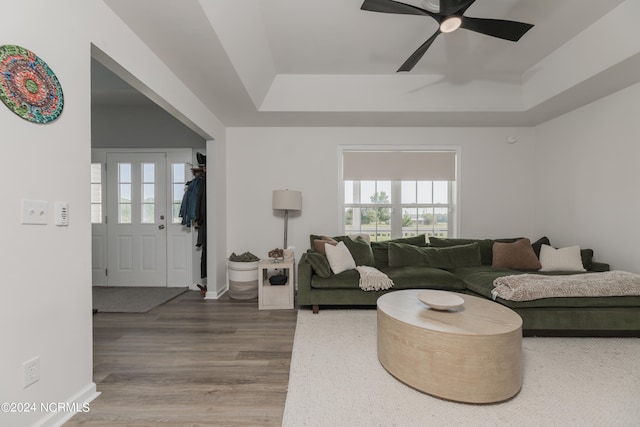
<box><xmin>0</xmin><ymin>44</ymin><xmax>64</xmax><ymax>124</ymax></box>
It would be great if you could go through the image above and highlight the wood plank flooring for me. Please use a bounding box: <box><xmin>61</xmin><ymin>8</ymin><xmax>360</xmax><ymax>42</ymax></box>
<box><xmin>66</xmin><ymin>290</ymin><xmax>298</xmax><ymax>426</ymax></box>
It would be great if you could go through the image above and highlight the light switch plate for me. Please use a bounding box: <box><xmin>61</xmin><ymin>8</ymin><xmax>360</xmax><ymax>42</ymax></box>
<box><xmin>22</xmin><ymin>199</ymin><xmax>49</xmax><ymax>225</ymax></box>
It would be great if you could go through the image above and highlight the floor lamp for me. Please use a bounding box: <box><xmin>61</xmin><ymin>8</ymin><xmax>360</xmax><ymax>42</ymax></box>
<box><xmin>273</xmin><ymin>190</ymin><xmax>302</xmax><ymax>248</ymax></box>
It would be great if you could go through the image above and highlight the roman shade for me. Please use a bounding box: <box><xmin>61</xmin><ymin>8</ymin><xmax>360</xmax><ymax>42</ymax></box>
<box><xmin>343</xmin><ymin>151</ymin><xmax>456</xmax><ymax>181</ymax></box>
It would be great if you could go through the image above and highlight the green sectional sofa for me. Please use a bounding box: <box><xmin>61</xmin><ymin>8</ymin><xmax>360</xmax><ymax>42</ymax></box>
<box><xmin>297</xmin><ymin>234</ymin><xmax>640</xmax><ymax>336</ymax></box>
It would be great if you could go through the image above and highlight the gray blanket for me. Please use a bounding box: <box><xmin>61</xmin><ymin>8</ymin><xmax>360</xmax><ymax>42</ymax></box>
<box><xmin>492</xmin><ymin>270</ymin><xmax>640</xmax><ymax>302</ymax></box>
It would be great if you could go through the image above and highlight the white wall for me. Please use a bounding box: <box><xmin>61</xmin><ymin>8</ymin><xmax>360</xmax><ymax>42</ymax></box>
<box><xmin>534</xmin><ymin>81</ymin><xmax>640</xmax><ymax>272</ymax></box>
<box><xmin>0</xmin><ymin>2</ymin><xmax>227</xmax><ymax>426</ymax></box>
<box><xmin>92</xmin><ymin>105</ymin><xmax>206</xmax><ymax>149</ymax></box>
<box><xmin>0</xmin><ymin>3</ymin><xmax>95</xmax><ymax>426</ymax></box>
<box><xmin>226</xmin><ymin>127</ymin><xmax>537</xmax><ymax>262</ymax></box>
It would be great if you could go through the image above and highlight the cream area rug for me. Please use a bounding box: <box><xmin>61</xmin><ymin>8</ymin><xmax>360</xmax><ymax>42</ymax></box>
<box><xmin>283</xmin><ymin>309</ymin><xmax>640</xmax><ymax>427</ymax></box>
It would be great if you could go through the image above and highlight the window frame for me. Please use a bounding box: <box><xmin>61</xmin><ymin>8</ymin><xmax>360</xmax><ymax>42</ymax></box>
<box><xmin>339</xmin><ymin>146</ymin><xmax>460</xmax><ymax>240</ymax></box>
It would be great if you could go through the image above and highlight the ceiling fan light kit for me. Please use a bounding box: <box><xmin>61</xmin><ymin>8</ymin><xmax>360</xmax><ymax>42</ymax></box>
<box><xmin>440</xmin><ymin>16</ymin><xmax>462</xmax><ymax>33</ymax></box>
<box><xmin>361</xmin><ymin>0</ymin><xmax>534</xmax><ymax>72</ymax></box>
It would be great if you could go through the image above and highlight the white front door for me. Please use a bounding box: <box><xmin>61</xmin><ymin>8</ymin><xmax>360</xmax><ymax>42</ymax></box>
<box><xmin>106</xmin><ymin>152</ymin><xmax>167</xmax><ymax>286</ymax></box>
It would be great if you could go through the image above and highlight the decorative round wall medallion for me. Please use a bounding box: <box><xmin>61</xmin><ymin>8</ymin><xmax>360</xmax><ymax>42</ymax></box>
<box><xmin>0</xmin><ymin>44</ymin><xmax>64</xmax><ymax>124</ymax></box>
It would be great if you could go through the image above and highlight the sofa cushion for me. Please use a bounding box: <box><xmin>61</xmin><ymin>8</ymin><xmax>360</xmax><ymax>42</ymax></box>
<box><xmin>453</xmin><ymin>266</ymin><xmax>640</xmax><ymax>309</ymax></box>
<box><xmin>343</xmin><ymin>236</ymin><xmax>375</xmax><ymax>266</ymax></box>
<box><xmin>388</xmin><ymin>242</ymin><xmax>482</xmax><ymax>269</ymax></box>
<box><xmin>492</xmin><ymin>238</ymin><xmax>541</xmax><ymax>271</ymax></box>
<box><xmin>429</xmin><ymin>237</ymin><xmax>504</xmax><ymax>265</ymax></box>
<box><xmin>370</xmin><ymin>234</ymin><xmax>427</xmax><ymax>268</ymax></box>
<box><xmin>325</xmin><ymin>241</ymin><xmax>356</xmax><ymax>274</ymax></box>
<box><xmin>384</xmin><ymin>266</ymin><xmax>468</xmax><ymax>290</ymax></box>
<box><xmin>305</xmin><ymin>250</ymin><xmax>332</xmax><ymax>278</ymax></box>
<box><xmin>539</xmin><ymin>244</ymin><xmax>586</xmax><ymax>272</ymax></box>
<box><xmin>310</xmin><ymin>265</ymin><xmax>467</xmax><ymax>291</ymax></box>
<box><xmin>310</xmin><ymin>269</ymin><xmax>361</xmax><ymax>289</ymax></box>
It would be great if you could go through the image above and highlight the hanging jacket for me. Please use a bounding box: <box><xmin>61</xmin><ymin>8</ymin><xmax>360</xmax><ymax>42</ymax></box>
<box><xmin>179</xmin><ymin>177</ymin><xmax>201</xmax><ymax>227</ymax></box>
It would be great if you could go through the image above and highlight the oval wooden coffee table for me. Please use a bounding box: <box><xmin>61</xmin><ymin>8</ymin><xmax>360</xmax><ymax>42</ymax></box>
<box><xmin>377</xmin><ymin>289</ymin><xmax>522</xmax><ymax>403</ymax></box>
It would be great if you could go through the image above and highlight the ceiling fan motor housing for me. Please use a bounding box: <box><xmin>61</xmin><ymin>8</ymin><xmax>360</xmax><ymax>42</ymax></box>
<box><xmin>361</xmin><ymin>0</ymin><xmax>535</xmax><ymax>71</ymax></box>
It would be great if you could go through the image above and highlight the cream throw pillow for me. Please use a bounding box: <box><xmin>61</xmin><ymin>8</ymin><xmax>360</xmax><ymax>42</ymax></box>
<box><xmin>539</xmin><ymin>244</ymin><xmax>586</xmax><ymax>272</ymax></box>
<box><xmin>325</xmin><ymin>241</ymin><xmax>356</xmax><ymax>274</ymax></box>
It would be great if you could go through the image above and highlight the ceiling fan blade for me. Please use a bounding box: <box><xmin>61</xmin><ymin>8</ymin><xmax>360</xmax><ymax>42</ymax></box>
<box><xmin>460</xmin><ymin>17</ymin><xmax>533</xmax><ymax>42</ymax></box>
<box><xmin>361</xmin><ymin>0</ymin><xmax>430</xmax><ymax>17</ymax></box>
<box><xmin>398</xmin><ymin>30</ymin><xmax>441</xmax><ymax>72</ymax></box>
<box><xmin>439</xmin><ymin>0</ymin><xmax>475</xmax><ymax>16</ymax></box>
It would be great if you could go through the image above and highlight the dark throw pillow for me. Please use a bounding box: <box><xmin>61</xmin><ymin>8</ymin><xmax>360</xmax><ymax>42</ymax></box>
<box><xmin>305</xmin><ymin>251</ymin><xmax>332</xmax><ymax>278</ymax></box>
<box><xmin>370</xmin><ymin>234</ymin><xmax>427</xmax><ymax>268</ymax></box>
<box><xmin>531</xmin><ymin>236</ymin><xmax>551</xmax><ymax>258</ymax></box>
<box><xmin>342</xmin><ymin>236</ymin><xmax>375</xmax><ymax>267</ymax></box>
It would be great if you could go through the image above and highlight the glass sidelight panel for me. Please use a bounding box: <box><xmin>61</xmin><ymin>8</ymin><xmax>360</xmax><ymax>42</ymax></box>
<box><xmin>141</xmin><ymin>163</ymin><xmax>155</xmax><ymax>224</ymax></box>
<box><xmin>171</xmin><ymin>163</ymin><xmax>186</xmax><ymax>224</ymax></box>
<box><xmin>118</xmin><ymin>163</ymin><xmax>132</xmax><ymax>224</ymax></box>
<box><xmin>91</xmin><ymin>163</ymin><xmax>103</xmax><ymax>224</ymax></box>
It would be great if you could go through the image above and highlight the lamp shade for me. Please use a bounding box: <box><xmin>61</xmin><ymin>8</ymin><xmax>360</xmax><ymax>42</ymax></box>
<box><xmin>273</xmin><ymin>190</ymin><xmax>302</xmax><ymax>211</ymax></box>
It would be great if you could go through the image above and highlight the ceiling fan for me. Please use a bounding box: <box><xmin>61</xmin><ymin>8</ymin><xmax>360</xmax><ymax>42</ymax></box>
<box><xmin>361</xmin><ymin>0</ymin><xmax>534</xmax><ymax>72</ymax></box>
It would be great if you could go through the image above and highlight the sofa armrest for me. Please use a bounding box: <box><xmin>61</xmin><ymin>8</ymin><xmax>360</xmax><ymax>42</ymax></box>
<box><xmin>590</xmin><ymin>261</ymin><xmax>610</xmax><ymax>272</ymax></box>
<box><xmin>297</xmin><ymin>253</ymin><xmax>313</xmax><ymax>306</ymax></box>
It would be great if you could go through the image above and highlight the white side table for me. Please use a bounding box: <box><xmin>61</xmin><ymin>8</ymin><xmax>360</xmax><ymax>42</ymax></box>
<box><xmin>258</xmin><ymin>259</ymin><xmax>295</xmax><ymax>310</ymax></box>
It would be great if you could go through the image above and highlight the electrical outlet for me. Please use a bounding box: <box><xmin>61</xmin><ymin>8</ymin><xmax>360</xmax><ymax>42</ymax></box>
<box><xmin>23</xmin><ymin>357</ymin><xmax>40</xmax><ymax>388</ymax></box>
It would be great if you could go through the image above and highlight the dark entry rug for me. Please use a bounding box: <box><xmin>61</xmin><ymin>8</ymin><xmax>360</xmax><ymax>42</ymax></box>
<box><xmin>92</xmin><ymin>286</ymin><xmax>188</xmax><ymax>313</ymax></box>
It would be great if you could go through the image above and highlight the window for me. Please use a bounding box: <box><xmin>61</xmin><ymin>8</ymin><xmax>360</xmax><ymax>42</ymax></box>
<box><xmin>342</xmin><ymin>150</ymin><xmax>457</xmax><ymax>241</ymax></box>
<box><xmin>90</xmin><ymin>163</ymin><xmax>103</xmax><ymax>224</ymax></box>
<box><xmin>171</xmin><ymin>163</ymin><xmax>186</xmax><ymax>224</ymax></box>
<box><xmin>141</xmin><ymin>163</ymin><xmax>155</xmax><ymax>224</ymax></box>
<box><xmin>118</xmin><ymin>163</ymin><xmax>132</xmax><ymax>224</ymax></box>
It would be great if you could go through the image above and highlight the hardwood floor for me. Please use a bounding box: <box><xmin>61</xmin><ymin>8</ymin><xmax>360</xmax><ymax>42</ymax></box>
<box><xmin>66</xmin><ymin>291</ymin><xmax>298</xmax><ymax>426</ymax></box>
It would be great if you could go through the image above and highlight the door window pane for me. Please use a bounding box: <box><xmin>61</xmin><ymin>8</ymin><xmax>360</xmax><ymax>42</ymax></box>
<box><xmin>142</xmin><ymin>204</ymin><xmax>155</xmax><ymax>224</ymax></box>
<box><xmin>119</xmin><ymin>184</ymin><xmax>131</xmax><ymax>203</ymax></box>
<box><xmin>142</xmin><ymin>163</ymin><xmax>155</xmax><ymax>182</ymax></box>
<box><xmin>141</xmin><ymin>163</ymin><xmax>155</xmax><ymax>224</ymax></box>
<box><xmin>143</xmin><ymin>184</ymin><xmax>155</xmax><ymax>202</ymax></box>
<box><xmin>118</xmin><ymin>163</ymin><xmax>132</xmax><ymax>224</ymax></box>
<box><xmin>90</xmin><ymin>163</ymin><xmax>102</xmax><ymax>224</ymax></box>
<box><xmin>171</xmin><ymin>163</ymin><xmax>186</xmax><ymax>224</ymax></box>
<box><xmin>119</xmin><ymin>163</ymin><xmax>131</xmax><ymax>183</ymax></box>
<box><xmin>173</xmin><ymin>163</ymin><xmax>185</xmax><ymax>184</ymax></box>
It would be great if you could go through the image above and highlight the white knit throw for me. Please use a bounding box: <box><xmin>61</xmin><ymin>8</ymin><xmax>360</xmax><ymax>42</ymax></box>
<box><xmin>356</xmin><ymin>266</ymin><xmax>394</xmax><ymax>291</ymax></box>
<box><xmin>492</xmin><ymin>270</ymin><xmax>640</xmax><ymax>301</ymax></box>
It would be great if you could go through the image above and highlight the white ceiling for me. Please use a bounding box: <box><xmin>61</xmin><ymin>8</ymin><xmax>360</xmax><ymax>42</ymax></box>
<box><xmin>95</xmin><ymin>0</ymin><xmax>640</xmax><ymax>127</ymax></box>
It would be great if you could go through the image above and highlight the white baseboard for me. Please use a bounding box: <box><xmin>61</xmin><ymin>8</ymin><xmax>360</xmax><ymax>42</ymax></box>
<box><xmin>32</xmin><ymin>382</ymin><xmax>100</xmax><ymax>427</ymax></box>
<box><xmin>204</xmin><ymin>285</ymin><xmax>228</xmax><ymax>299</ymax></box>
